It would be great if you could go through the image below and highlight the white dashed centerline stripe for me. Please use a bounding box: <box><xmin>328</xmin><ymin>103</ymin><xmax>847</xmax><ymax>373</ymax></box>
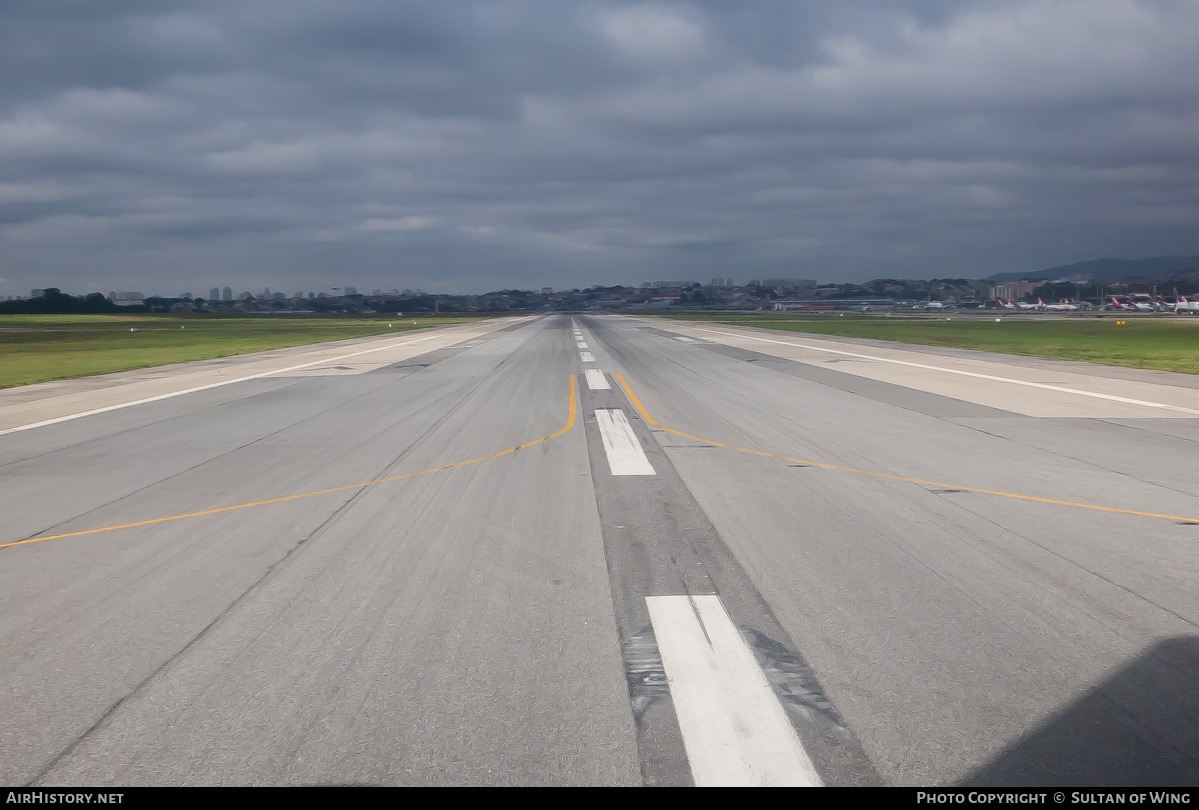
<box><xmin>647</xmin><ymin>595</ymin><xmax>822</xmax><ymax>787</ymax></box>
<box><xmin>594</xmin><ymin>409</ymin><xmax>655</xmax><ymax>475</ymax></box>
<box><xmin>580</xmin><ymin>351</ymin><xmax>596</xmax><ymax>363</ymax></box>
<box><xmin>585</xmin><ymin>369</ymin><xmax>611</xmax><ymax>390</ymax></box>
<box><xmin>577</xmin><ymin>341</ymin><xmax>589</xmax><ymax>349</ymax></box>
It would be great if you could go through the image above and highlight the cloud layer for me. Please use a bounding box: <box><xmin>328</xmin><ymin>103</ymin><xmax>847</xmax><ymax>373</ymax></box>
<box><xmin>1</xmin><ymin>1</ymin><xmax>1197</xmax><ymax>294</ymax></box>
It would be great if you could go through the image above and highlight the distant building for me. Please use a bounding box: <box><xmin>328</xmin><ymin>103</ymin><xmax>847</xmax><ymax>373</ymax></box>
<box><xmin>627</xmin><ymin>296</ymin><xmax>678</xmax><ymax>309</ymax></box>
<box><xmin>344</xmin><ymin>285</ymin><xmax>358</xmax><ymax>295</ymax></box>
<box><xmin>762</xmin><ymin>278</ymin><xmax>817</xmax><ymax>291</ymax></box>
<box><xmin>112</xmin><ymin>291</ymin><xmax>145</xmax><ymax>307</ymax></box>
<box><xmin>997</xmin><ymin>280</ymin><xmax>1043</xmax><ymax>300</ymax></box>
<box><xmin>308</xmin><ymin>292</ymin><xmax>315</xmax><ymax>299</ymax></box>
<box><xmin>222</xmin><ymin>286</ymin><xmax>232</xmax><ymax>301</ymax></box>
<box><xmin>239</xmin><ymin>291</ymin><xmax>253</xmax><ymax>300</ymax></box>
<box><xmin>972</xmin><ymin>281</ymin><xmax>997</xmax><ymax>300</ymax></box>
<box><xmin>209</xmin><ymin>287</ymin><xmax>220</xmax><ymax>300</ymax></box>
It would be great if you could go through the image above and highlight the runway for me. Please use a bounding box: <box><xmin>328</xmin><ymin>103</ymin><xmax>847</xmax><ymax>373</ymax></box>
<box><xmin>2</xmin><ymin>314</ymin><xmax>1196</xmax><ymax>785</ymax></box>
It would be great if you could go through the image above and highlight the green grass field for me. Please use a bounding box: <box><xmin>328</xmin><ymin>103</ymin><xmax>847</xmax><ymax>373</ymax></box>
<box><xmin>663</xmin><ymin>313</ymin><xmax>1199</xmax><ymax>374</ymax></box>
<box><xmin>0</xmin><ymin>313</ymin><xmax>491</xmax><ymax>389</ymax></box>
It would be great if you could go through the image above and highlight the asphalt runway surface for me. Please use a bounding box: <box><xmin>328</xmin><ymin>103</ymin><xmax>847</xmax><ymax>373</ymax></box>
<box><xmin>2</xmin><ymin>314</ymin><xmax>1197</xmax><ymax>786</ymax></box>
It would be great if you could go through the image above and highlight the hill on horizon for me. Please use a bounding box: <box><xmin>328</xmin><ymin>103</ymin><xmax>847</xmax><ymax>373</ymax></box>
<box><xmin>988</xmin><ymin>256</ymin><xmax>1199</xmax><ymax>283</ymax></box>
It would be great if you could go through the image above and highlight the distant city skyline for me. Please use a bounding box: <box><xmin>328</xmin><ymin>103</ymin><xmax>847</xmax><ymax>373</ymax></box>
<box><xmin>14</xmin><ymin>272</ymin><xmax>1195</xmax><ymax>319</ymax></box>
<box><xmin>2</xmin><ymin>3</ymin><xmax>1197</xmax><ymax>298</ymax></box>
<box><xmin>12</xmin><ymin>252</ymin><xmax>1199</xmax><ymax>304</ymax></box>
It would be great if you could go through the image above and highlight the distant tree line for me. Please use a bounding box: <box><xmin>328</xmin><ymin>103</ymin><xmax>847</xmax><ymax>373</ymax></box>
<box><xmin>0</xmin><ymin>288</ymin><xmax>134</xmax><ymax>314</ymax></box>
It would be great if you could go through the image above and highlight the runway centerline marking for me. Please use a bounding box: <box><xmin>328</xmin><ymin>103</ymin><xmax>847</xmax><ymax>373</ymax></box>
<box><xmin>647</xmin><ymin>595</ymin><xmax>822</xmax><ymax>787</ymax></box>
<box><xmin>585</xmin><ymin>369</ymin><xmax>611</xmax><ymax>391</ymax></box>
<box><xmin>615</xmin><ymin>372</ymin><xmax>1199</xmax><ymax>525</ymax></box>
<box><xmin>580</xmin><ymin>351</ymin><xmax>596</xmax><ymax>363</ymax></box>
<box><xmin>577</xmin><ymin>341</ymin><xmax>589</xmax><ymax>349</ymax></box>
<box><xmin>0</xmin><ymin>331</ymin><xmax>450</xmax><ymax>437</ymax></box>
<box><xmin>698</xmin><ymin>328</ymin><xmax>1199</xmax><ymax>416</ymax></box>
<box><xmin>595</xmin><ymin>409</ymin><xmax>655</xmax><ymax>476</ymax></box>
<box><xmin>0</xmin><ymin>375</ymin><xmax>577</xmax><ymax>551</ymax></box>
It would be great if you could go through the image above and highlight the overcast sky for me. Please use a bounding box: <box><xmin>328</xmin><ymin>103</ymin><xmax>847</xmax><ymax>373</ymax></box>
<box><xmin>2</xmin><ymin>1</ymin><xmax>1197</xmax><ymax>296</ymax></box>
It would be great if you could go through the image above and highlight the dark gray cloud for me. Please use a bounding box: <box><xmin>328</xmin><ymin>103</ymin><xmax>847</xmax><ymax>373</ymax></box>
<box><xmin>1</xmin><ymin>0</ymin><xmax>1197</xmax><ymax>295</ymax></box>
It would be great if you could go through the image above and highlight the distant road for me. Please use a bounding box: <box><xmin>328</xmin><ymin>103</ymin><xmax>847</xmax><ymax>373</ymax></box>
<box><xmin>1</xmin><ymin>314</ymin><xmax>1196</xmax><ymax>785</ymax></box>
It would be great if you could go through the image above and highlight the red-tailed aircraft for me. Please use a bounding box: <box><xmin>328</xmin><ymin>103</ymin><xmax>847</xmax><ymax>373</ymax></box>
<box><xmin>1174</xmin><ymin>295</ymin><xmax>1199</xmax><ymax>314</ymax></box>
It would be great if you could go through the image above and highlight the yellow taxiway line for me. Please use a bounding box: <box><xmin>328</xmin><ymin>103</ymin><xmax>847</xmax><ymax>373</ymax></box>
<box><xmin>0</xmin><ymin>375</ymin><xmax>577</xmax><ymax>551</ymax></box>
<box><xmin>616</xmin><ymin>372</ymin><xmax>1199</xmax><ymax>525</ymax></box>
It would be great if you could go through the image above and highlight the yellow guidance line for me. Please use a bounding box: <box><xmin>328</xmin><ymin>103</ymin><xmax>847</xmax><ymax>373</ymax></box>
<box><xmin>615</xmin><ymin>372</ymin><xmax>1199</xmax><ymax>525</ymax></box>
<box><xmin>1</xmin><ymin>374</ymin><xmax>577</xmax><ymax>551</ymax></box>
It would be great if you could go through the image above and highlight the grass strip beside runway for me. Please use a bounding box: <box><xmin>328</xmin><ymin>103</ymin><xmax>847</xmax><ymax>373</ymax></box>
<box><xmin>0</xmin><ymin>314</ymin><xmax>490</xmax><ymax>388</ymax></box>
<box><xmin>662</xmin><ymin>314</ymin><xmax>1199</xmax><ymax>375</ymax></box>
